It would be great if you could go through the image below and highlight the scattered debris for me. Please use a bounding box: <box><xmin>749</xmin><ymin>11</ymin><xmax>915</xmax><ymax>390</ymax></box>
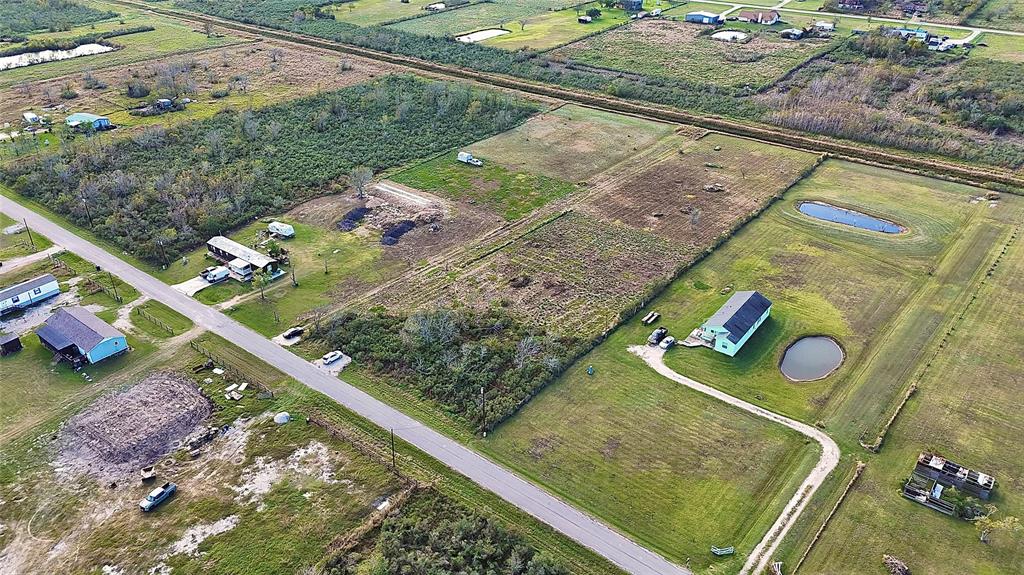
<box><xmin>883</xmin><ymin>554</ymin><xmax>911</xmax><ymax>575</ymax></box>
<box><xmin>703</xmin><ymin>183</ymin><xmax>726</xmax><ymax>193</ymax></box>
<box><xmin>55</xmin><ymin>372</ymin><xmax>212</xmax><ymax>480</ymax></box>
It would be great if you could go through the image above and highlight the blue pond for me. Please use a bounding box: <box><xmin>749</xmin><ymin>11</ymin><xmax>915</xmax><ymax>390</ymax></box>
<box><xmin>798</xmin><ymin>202</ymin><xmax>903</xmax><ymax>234</ymax></box>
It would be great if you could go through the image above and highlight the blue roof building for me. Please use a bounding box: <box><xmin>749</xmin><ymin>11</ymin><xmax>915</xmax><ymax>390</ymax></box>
<box><xmin>37</xmin><ymin>306</ymin><xmax>128</xmax><ymax>365</ymax></box>
<box><xmin>65</xmin><ymin>112</ymin><xmax>111</xmax><ymax>131</ymax></box>
<box><xmin>699</xmin><ymin>291</ymin><xmax>772</xmax><ymax>356</ymax></box>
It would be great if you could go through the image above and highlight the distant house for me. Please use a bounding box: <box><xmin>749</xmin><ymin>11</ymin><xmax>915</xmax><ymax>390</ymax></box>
<box><xmin>155</xmin><ymin>98</ymin><xmax>174</xmax><ymax>110</ymax></box>
<box><xmin>0</xmin><ymin>274</ymin><xmax>61</xmax><ymax>315</ymax></box>
<box><xmin>685</xmin><ymin>11</ymin><xmax>721</xmax><ymax>25</ymax></box>
<box><xmin>699</xmin><ymin>291</ymin><xmax>772</xmax><ymax>356</ymax></box>
<box><xmin>22</xmin><ymin>111</ymin><xmax>40</xmax><ymax>124</ymax></box>
<box><xmin>65</xmin><ymin>112</ymin><xmax>111</xmax><ymax>131</ymax></box>
<box><xmin>780</xmin><ymin>28</ymin><xmax>805</xmax><ymax>40</ymax></box>
<box><xmin>37</xmin><ymin>306</ymin><xmax>128</xmax><ymax>365</ymax></box>
<box><xmin>837</xmin><ymin>0</ymin><xmax>866</xmax><ymax>9</ymax></box>
<box><xmin>206</xmin><ymin>236</ymin><xmax>278</xmax><ymax>281</ymax></box>
<box><xmin>815</xmin><ymin>21</ymin><xmax>836</xmax><ymax>32</ymax></box>
<box><xmin>896</xmin><ymin>0</ymin><xmax>929</xmax><ymax>14</ymax></box>
<box><xmin>738</xmin><ymin>10</ymin><xmax>780</xmax><ymax>25</ymax></box>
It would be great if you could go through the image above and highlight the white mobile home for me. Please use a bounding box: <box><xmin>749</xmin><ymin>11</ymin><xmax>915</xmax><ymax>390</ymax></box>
<box><xmin>268</xmin><ymin>221</ymin><xmax>295</xmax><ymax>238</ymax></box>
<box><xmin>0</xmin><ymin>274</ymin><xmax>60</xmax><ymax>315</ymax></box>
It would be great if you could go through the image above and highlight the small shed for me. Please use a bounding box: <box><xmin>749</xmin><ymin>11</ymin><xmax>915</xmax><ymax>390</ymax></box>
<box><xmin>268</xmin><ymin>221</ymin><xmax>295</xmax><ymax>238</ymax></box>
<box><xmin>685</xmin><ymin>11</ymin><xmax>721</xmax><ymax>25</ymax></box>
<box><xmin>0</xmin><ymin>332</ymin><xmax>22</xmax><ymax>356</ymax></box>
<box><xmin>22</xmin><ymin>112</ymin><xmax>40</xmax><ymax>124</ymax></box>
<box><xmin>815</xmin><ymin>21</ymin><xmax>836</xmax><ymax>32</ymax></box>
<box><xmin>65</xmin><ymin>112</ymin><xmax>111</xmax><ymax>131</ymax></box>
<box><xmin>780</xmin><ymin>28</ymin><xmax>805</xmax><ymax>40</ymax></box>
<box><xmin>37</xmin><ymin>306</ymin><xmax>128</xmax><ymax>365</ymax></box>
<box><xmin>578</xmin><ymin>15</ymin><xmax>593</xmax><ymax>24</ymax></box>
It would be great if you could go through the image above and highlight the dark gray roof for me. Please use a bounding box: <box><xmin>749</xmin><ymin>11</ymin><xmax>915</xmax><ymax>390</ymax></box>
<box><xmin>0</xmin><ymin>274</ymin><xmax>58</xmax><ymax>302</ymax></box>
<box><xmin>38</xmin><ymin>306</ymin><xmax>124</xmax><ymax>352</ymax></box>
<box><xmin>706</xmin><ymin>291</ymin><xmax>772</xmax><ymax>343</ymax></box>
<box><xmin>0</xmin><ymin>332</ymin><xmax>20</xmax><ymax>345</ymax></box>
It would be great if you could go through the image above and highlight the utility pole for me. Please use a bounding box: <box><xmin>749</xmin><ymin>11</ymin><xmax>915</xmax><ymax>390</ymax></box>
<box><xmin>480</xmin><ymin>386</ymin><xmax>487</xmax><ymax>435</ymax></box>
<box><xmin>78</xmin><ymin>189</ymin><xmax>93</xmax><ymax>227</ymax></box>
<box><xmin>23</xmin><ymin>219</ymin><xmax>35</xmax><ymax>249</ymax></box>
<box><xmin>107</xmin><ymin>271</ymin><xmax>120</xmax><ymax>302</ymax></box>
<box><xmin>157</xmin><ymin>239</ymin><xmax>168</xmax><ymax>266</ymax></box>
<box><xmin>390</xmin><ymin>429</ymin><xmax>397</xmax><ymax>471</ymax></box>
<box><xmin>323</xmin><ymin>253</ymin><xmax>328</xmax><ymax>275</ymax></box>
<box><xmin>290</xmin><ymin>265</ymin><xmax>297</xmax><ymax>287</ymax></box>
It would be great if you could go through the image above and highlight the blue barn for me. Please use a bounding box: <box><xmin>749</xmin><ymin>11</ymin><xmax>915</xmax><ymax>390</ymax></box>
<box><xmin>685</xmin><ymin>11</ymin><xmax>721</xmax><ymax>25</ymax></box>
<box><xmin>699</xmin><ymin>291</ymin><xmax>772</xmax><ymax>356</ymax></box>
<box><xmin>37</xmin><ymin>306</ymin><xmax>128</xmax><ymax>365</ymax></box>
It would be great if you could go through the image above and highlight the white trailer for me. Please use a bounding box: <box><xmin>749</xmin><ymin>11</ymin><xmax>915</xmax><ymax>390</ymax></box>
<box><xmin>457</xmin><ymin>151</ymin><xmax>483</xmax><ymax>166</ymax></box>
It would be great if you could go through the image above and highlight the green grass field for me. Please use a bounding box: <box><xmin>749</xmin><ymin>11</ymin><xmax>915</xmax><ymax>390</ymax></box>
<box><xmin>973</xmin><ymin>32</ymin><xmax>1024</xmax><ymax>63</ymax></box>
<box><xmin>329</xmin><ymin>0</ymin><xmax>438</xmax><ymax>26</ymax></box>
<box><xmin>656</xmin><ymin>161</ymin><xmax>1002</xmax><ymax>441</ymax></box>
<box><xmin>796</xmin><ymin>194</ymin><xmax>1024</xmax><ymax>574</ymax></box>
<box><xmin>391</xmin><ymin>152</ymin><xmax>578</xmax><ymax>220</ymax></box>
<box><xmin>480</xmin><ymin>2</ymin><xmax>632</xmax><ymax>51</ymax></box>
<box><xmin>387</xmin><ymin>1</ymin><xmax>549</xmax><ymax>36</ymax></box>
<box><xmin>466</xmin><ymin>104</ymin><xmax>677</xmax><ymax>183</ymax></box>
<box><xmin>480</xmin><ymin>307</ymin><xmax>820</xmax><ymax>571</ymax></box>
<box><xmin>968</xmin><ymin>0</ymin><xmax>1024</xmax><ymax>32</ymax></box>
<box><xmin>0</xmin><ymin>0</ymin><xmax>241</xmax><ymax>88</ymax></box>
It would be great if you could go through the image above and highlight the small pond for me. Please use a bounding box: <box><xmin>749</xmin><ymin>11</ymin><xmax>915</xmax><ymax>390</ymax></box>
<box><xmin>780</xmin><ymin>336</ymin><xmax>844</xmax><ymax>381</ymax></box>
<box><xmin>457</xmin><ymin>29</ymin><xmax>510</xmax><ymax>43</ymax></box>
<box><xmin>0</xmin><ymin>43</ymin><xmax>115</xmax><ymax>71</ymax></box>
<box><xmin>797</xmin><ymin>201</ymin><xmax>903</xmax><ymax>234</ymax></box>
<box><xmin>712</xmin><ymin>30</ymin><xmax>749</xmax><ymax>42</ymax></box>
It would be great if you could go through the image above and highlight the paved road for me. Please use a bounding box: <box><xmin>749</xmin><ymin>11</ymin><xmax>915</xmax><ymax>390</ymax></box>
<box><xmin>1</xmin><ymin>198</ymin><xmax>690</xmax><ymax>575</ymax></box>
<box><xmin>631</xmin><ymin>346</ymin><xmax>840</xmax><ymax>575</ymax></box>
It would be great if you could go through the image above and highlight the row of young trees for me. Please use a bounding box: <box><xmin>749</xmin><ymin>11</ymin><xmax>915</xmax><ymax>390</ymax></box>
<box><xmin>315</xmin><ymin>308</ymin><xmax>582</xmax><ymax>431</ymax></box>
<box><xmin>2</xmin><ymin>75</ymin><xmax>537</xmax><ymax>263</ymax></box>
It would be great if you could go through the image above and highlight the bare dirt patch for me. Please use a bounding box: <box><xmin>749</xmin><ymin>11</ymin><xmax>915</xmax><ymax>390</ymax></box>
<box><xmin>54</xmin><ymin>371</ymin><xmax>212</xmax><ymax>481</ymax></box>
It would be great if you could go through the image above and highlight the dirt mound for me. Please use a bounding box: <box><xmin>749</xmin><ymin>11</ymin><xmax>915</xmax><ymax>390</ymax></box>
<box><xmin>55</xmin><ymin>371</ymin><xmax>212</xmax><ymax>480</ymax></box>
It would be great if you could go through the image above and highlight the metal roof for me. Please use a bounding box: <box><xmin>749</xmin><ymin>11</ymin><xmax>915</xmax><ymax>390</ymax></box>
<box><xmin>207</xmin><ymin>236</ymin><xmax>276</xmax><ymax>269</ymax></box>
<box><xmin>0</xmin><ymin>332</ymin><xmax>20</xmax><ymax>345</ymax></box>
<box><xmin>705</xmin><ymin>291</ymin><xmax>772</xmax><ymax>343</ymax></box>
<box><xmin>0</xmin><ymin>274</ymin><xmax>58</xmax><ymax>302</ymax></box>
<box><xmin>37</xmin><ymin>306</ymin><xmax>124</xmax><ymax>352</ymax></box>
<box><xmin>65</xmin><ymin>112</ymin><xmax>105</xmax><ymax>124</ymax></box>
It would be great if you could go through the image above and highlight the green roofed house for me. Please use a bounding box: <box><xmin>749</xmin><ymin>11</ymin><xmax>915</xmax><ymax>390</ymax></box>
<box><xmin>699</xmin><ymin>291</ymin><xmax>772</xmax><ymax>356</ymax></box>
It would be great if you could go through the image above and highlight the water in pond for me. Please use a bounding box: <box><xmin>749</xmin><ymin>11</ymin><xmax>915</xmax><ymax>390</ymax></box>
<box><xmin>798</xmin><ymin>201</ymin><xmax>903</xmax><ymax>234</ymax></box>
<box><xmin>457</xmin><ymin>29</ymin><xmax>510</xmax><ymax>43</ymax></box>
<box><xmin>780</xmin><ymin>336</ymin><xmax>844</xmax><ymax>381</ymax></box>
<box><xmin>0</xmin><ymin>43</ymin><xmax>114</xmax><ymax>71</ymax></box>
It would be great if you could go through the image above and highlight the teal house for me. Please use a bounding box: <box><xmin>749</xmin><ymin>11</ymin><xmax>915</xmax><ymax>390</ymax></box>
<box><xmin>699</xmin><ymin>291</ymin><xmax>772</xmax><ymax>357</ymax></box>
<box><xmin>37</xmin><ymin>306</ymin><xmax>128</xmax><ymax>365</ymax></box>
<box><xmin>65</xmin><ymin>112</ymin><xmax>111</xmax><ymax>131</ymax></box>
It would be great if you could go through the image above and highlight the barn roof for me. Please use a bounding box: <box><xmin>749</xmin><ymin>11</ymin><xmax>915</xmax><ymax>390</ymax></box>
<box><xmin>0</xmin><ymin>274</ymin><xmax>58</xmax><ymax>302</ymax></box>
<box><xmin>37</xmin><ymin>306</ymin><xmax>123</xmax><ymax>352</ymax></box>
<box><xmin>705</xmin><ymin>291</ymin><xmax>772</xmax><ymax>343</ymax></box>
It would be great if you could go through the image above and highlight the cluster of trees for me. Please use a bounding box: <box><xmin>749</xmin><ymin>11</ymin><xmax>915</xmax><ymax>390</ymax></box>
<box><xmin>927</xmin><ymin>59</ymin><xmax>1024</xmax><ymax>135</ymax></box>
<box><xmin>761</xmin><ymin>36</ymin><xmax>1024</xmax><ymax>168</ymax></box>
<box><xmin>0</xmin><ymin>0</ymin><xmax>115</xmax><ymax>36</ymax></box>
<box><xmin>0</xmin><ymin>25</ymin><xmax>153</xmax><ymax>58</ymax></box>
<box><xmin>2</xmin><ymin>75</ymin><xmax>537</xmax><ymax>263</ymax></box>
<box><xmin>315</xmin><ymin>308</ymin><xmax>581</xmax><ymax>430</ymax></box>
<box><xmin>328</xmin><ymin>490</ymin><xmax>568</xmax><ymax>575</ymax></box>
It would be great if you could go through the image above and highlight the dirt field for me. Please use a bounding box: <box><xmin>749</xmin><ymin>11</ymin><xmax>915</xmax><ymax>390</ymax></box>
<box><xmin>55</xmin><ymin>371</ymin><xmax>212</xmax><ymax>481</ymax></box>
<box><xmin>1</xmin><ymin>39</ymin><xmax>401</xmax><ymax>131</ymax></box>
<box><xmin>584</xmin><ymin>133</ymin><xmax>822</xmax><ymax>244</ymax></box>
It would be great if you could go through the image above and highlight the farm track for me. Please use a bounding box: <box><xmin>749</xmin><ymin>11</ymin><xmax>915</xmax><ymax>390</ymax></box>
<box><xmin>631</xmin><ymin>345</ymin><xmax>840</xmax><ymax>575</ymax></box>
<box><xmin>109</xmin><ymin>0</ymin><xmax>1024</xmax><ymax>191</ymax></box>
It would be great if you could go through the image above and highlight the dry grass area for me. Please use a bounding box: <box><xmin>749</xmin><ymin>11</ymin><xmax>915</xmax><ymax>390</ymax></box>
<box><xmin>583</xmin><ymin>133</ymin><xmax>823</xmax><ymax>244</ymax></box>
<box><xmin>1</xmin><ymin>39</ymin><xmax>402</xmax><ymax>131</ymax></box>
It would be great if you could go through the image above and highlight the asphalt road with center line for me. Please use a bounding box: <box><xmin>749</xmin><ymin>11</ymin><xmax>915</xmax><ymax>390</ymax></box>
<box><xmin>1</xmin><ymin>197</ymin><xmax>690</xmax><ymax>575</ymax></box>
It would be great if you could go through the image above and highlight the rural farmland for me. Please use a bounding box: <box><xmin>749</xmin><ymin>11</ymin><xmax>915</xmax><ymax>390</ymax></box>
<box><xmin>3</xmin><ymin>0</ymin><xmax>1024</xmax><ymax>574</ymax></box>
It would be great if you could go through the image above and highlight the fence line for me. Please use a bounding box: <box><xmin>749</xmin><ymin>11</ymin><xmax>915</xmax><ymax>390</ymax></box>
<box><xmin>189</xmin><ymin>340</ymin><xmax>273</xmax><ymax>396</ymax></box>
<box><xmin>135</xmin><ymin>305</ymin><xmax>174</xmax><ymax>335</ymax></box>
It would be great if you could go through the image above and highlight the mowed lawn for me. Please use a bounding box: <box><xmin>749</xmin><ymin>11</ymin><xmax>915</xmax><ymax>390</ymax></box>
<box><xmin>481</xmin><ymin>2</ymin><xmax>632</xmax><ymax>51</ymax></box>
<box><xmin>799</xmin><ymin>194</ymin><xmax>1024</xmax><ymax>574</ymax></box>
<box><xmin>387</xmin><ymin>1</ymin><xmax>547</xmax><ymax>36</ymax></box>
<box><xmin>329</xmin><ymin>0</ymin><xmax>438</xmax><ymax>26</ymax></box>
<box><xmin>391</xmin><ymin>153</ymin><xmax>578</xmax><ymax>220</ymax></box>
<box><xmin>662</xmin><ymin>161</ymin><xmax>999</xmax><ymax>438</ymax></box>
<box><xmin>483</xmin><ymin>319</ymin><xmax>820</xmax><ymax>571</ymax></box>
<box><xmin>467</xmin><ymin>104</ymin><xmax>677</xmax><ymax>183</ymax></box>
